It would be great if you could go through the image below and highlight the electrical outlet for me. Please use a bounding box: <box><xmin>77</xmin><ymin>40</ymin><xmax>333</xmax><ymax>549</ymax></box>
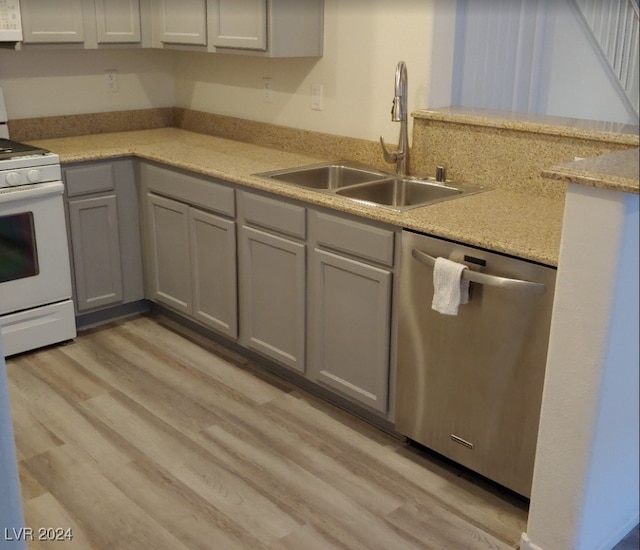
<box><xmin>262</xmin><ymin>77</ymin><xmax>273</xmax><ymax>103</ymax></box>
<box><xmin>311</xmin><ymin>83</ymin><xmax>323</xmax><ymax>111</ymax></box>
<box><xmin>105</xmin><ymin>70</ymin><xmax>118</xmax><ymax>93</ymax></box>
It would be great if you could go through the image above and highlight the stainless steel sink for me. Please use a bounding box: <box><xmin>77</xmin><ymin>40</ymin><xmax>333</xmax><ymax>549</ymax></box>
<box><xmin>335</xmin><ymin>177</ymin><xmax>483</xmax><ymax>211</ymax></box>
<box><xmin>253</xmin><ymin>162</ymin><xmax>485</xmax><ymax>210</ymax></box>
<box><xmin>255</xmin><ymin>162</ymin><xmax>390</xmax><ymax>190</ymax></box>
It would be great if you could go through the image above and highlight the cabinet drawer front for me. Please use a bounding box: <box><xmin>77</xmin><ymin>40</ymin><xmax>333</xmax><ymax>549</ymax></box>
<box><xmin>310</xmin><ymin>211</ymin><xmax>394</xmax><ymax>267</ymax></box>
<box><xmin>240</xmin><ymin>191</ymin><xmax>306</xmax><ymax>239</ymax></box>
<box><xmin>141</xmin><ymin>162</ymin><xmax>235</xmax><ymax>217</ymax></box>
<box><xmin>65</xmin><ymin>163</ymin><xmax>115</xmax><ymax>197</ymax></box>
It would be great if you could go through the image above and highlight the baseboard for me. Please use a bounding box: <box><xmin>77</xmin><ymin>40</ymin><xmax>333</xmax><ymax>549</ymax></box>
<box><xmin>76</xmin><ymin>300</ymin><xmax>150</xmax><ymax>331</ymax></box>
<box><xmin>520</xmin><ymin>532</ymin><xmax>544</xmax><ymax>550</ymax></box>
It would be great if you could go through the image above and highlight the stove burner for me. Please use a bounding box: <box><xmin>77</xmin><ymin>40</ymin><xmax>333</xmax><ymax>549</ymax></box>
<box><xmin>0</xmin><ymin>138</ymin><xmax>49</xmax><ymax>160</ymax></box>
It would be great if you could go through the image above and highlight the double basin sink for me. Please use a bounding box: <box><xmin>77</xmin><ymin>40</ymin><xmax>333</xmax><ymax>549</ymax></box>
<box><xmin>254</xmin><ymin>162</ymin><xmax>484</xmax><ymax>211</ymax></box>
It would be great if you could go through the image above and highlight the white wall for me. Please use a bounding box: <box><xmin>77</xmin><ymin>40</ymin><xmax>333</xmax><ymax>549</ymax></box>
<box><xmin>525</xmin><ymin>185</ymin><xmax>640</xmax><ymax>550</ymax></box>
<box><xmin>2</xmin><ymin>1</ymin><xmax>634</xmax><ymax>133</ymax></box>
<box><xmin>0</xmin><ymin>1</ymin><xmax>434</xmax><ymax>142</ymax></box>
<box><xmin>0</xmin><ymin>48</ymin><xmax>175</xmax><ymax>119</ymax></box>
<box><xmin>173</xmin><ymin>0</ymin><xmax>433</xmax><ymax>142</ymax></box>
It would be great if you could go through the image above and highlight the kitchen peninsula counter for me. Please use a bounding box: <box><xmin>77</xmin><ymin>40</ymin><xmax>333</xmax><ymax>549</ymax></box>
<box><xmin>543</xmin><ymin>147</ymin><xmax>639</xmax><ymax>194</ymax></box>
<box><xmin>30</xmin><ymin>128</ymin><xmax>565</xmax><ymax>266</ymax></box>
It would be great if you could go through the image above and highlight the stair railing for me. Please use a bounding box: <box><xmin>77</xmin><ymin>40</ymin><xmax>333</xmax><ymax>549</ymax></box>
<box><xmin>573</xmin><ymin>0</ymin><xmax>639</xmax><ymax>117</ymax></box>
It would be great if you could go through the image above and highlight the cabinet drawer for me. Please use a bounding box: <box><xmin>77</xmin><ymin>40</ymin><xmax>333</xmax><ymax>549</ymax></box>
<box><xmin>240</xmin><ymin>191</ymin><xmax>306</xmax><ymax>239</ymax></box>
<box><xmin>310</xmin><ymin>211</ymin><xmax>394</xmax><ymax>267</ymax></box>
<box><xmin>64</xmin><ymin>163</ymin><xmax>115</xmax><ymax>197</ymax></box>
<box><xmin>141</xmin><ymin>162</ymin><xmax>235</xmax><ymax>217</ymax></box>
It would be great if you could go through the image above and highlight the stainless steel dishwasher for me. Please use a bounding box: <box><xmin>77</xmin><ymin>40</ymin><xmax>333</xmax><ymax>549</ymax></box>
<box><xmin>395</xmin><ymin>230</ymin><xmax>556</xmax><ymax>497</ymax></box>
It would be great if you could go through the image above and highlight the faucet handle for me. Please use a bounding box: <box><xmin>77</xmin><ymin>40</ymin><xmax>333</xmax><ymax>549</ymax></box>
<box><xmin>379</xmin><ymin>136</ymin><xmax>399</xmax><ymax>164</ymax></box>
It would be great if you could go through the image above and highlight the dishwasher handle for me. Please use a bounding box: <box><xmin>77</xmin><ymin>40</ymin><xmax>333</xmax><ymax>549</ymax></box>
<box><xmin>411</xmin><ymin>249</ymin><xmax>546</xmax><ymax>294</ymax></box>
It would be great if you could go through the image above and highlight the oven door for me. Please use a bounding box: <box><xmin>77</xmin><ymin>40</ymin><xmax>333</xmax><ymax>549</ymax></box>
<box><xmin>0</xmin><ymin>181</ymin><xmax>72</xmax><ymax>316</ymax></box>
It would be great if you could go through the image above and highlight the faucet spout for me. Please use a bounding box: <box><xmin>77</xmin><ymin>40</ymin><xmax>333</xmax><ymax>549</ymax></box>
<box><xmin>380</xmin><ymin>61</ymin><xmax>409</xmax><ymax>176</ymax></box>
<box><xmin>392</xmin><ymin>61</ymin><xmax>408</xmax><ymax>122</ymax></box>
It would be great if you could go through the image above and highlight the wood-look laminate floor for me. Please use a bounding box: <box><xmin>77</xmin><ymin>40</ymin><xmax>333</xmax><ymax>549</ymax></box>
<box><xmin>6</xmin><ymin>314</ymin><xmax>530</xmax><ymax>550</ymax></box>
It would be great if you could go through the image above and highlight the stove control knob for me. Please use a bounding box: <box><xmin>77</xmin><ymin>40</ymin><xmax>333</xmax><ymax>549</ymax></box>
<box><xmin>27</xmin><ymin>169</ymin><xmax>42</xmax><ymax>183</ymax></box>
<box><xmin>5</xmin><ymin>172</ymin><xmax>21</xmax><ymax>186</ymax></box>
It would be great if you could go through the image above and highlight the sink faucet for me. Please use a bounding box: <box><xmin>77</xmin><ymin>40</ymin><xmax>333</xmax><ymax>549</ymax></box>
<box><xmin>380</xmin><ymin>61</ymin><xmax>409</xmax><ymax>176</ymax></box>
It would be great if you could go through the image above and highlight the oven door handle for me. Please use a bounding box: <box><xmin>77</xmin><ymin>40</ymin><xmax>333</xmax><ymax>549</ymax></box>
<box><xmin>0</xmin><ymin>181</ymin><xmax>64</xmax><ymax>204</ymax></box>
<box><xmin>411</xmin><ymin>249</ymin><xmax>546</xmax><ymax>294</ymax></box>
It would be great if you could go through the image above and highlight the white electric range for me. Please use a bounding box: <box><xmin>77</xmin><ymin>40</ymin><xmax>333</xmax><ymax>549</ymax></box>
<box><xmin>0</xmin><ymin>89</ymin><xmax>76</xmax><ymax>356</ymax></box>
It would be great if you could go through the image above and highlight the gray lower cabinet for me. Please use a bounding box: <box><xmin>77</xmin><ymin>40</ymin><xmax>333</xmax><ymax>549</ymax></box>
<box><xmin>141</xmin><ymin>162</ymin><xmax>238</xmax><ymax>339</ymax></box>
<box><xmin>308</xmin><ymin>211</ymin><xmax>394</xmax><ymax>414</ymax></box>
<box><xmin>67</xmin><ymin>194</ymin><xmax>124</xmax><ymax>310</ymax></box>
<box><xmin>145</xmin><ymin>193</ymin><xmax>238</xmax><ymax>339</ymax></box>
<box><xmin>63</xmin><ymin>159</ymin><xmax>144</xmax><ymax>314</ymax></box>
<box><xmin>238</xmin><ymin>191</ymin><xmax>306</xmax><ymax>373</ymax></box>
<box><xmin>146</xmin><ymin>193</ymin><xmax>191</xmax><ymax>313</ymax></box>
<box><xmin>189</xmin><ymin>208</ymin><xmax>237</xmax><ymax>336</ymax></box>
<box><xmin>141</xmin><ymin>170</ymin><xmax>395</xmax><ymax>417</ymax></box>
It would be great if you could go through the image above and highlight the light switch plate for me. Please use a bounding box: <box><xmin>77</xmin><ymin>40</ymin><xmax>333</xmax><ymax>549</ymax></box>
<box><xmin>262</xmin><ymin>77</ymin><xmax>273</xmax><ymax>103</ymax></box>
<box><xmin>311</xmin><ymin>83</ymin><xmax>323</xmax><ymax>111</ymax></box>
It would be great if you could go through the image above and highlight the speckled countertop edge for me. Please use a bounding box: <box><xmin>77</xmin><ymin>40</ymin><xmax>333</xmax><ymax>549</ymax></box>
<box><xmin>28</xmin><ymin>128</ymin><xmax>565</xmax><ymax>267</ymax></box>
<box><xmin>413</xmin><ymin>108</ymin><xmax>640</xmax><ymax>146</ymax></box>
<box><xmin>542</xmin><ymin>147</ymin><xmax>639</xmax><ymax>194</ymax></box>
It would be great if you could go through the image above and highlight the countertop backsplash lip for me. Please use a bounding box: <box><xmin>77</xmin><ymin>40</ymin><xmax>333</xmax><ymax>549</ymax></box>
<box><xmin>410</xmin><ymin>108</ymin><xmax>638</xmax><ymax>200</ymax></box>
<box><xmin>413</xmin><ymin>107</ymin><xmax>640</xmax><ymax>146</ymax></box>
<box><xmin>7</xmin><ymin>107</ymin><xmax>177</xmax><ymax>143</ymax></box>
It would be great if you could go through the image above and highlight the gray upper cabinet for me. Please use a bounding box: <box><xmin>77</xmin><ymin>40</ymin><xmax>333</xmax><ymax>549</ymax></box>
<box><xmin>141</xmin><ymin>162</ymin><xmax>238</xmax><ymax>339</ymax></box>
<box><xmin>94</xmin><ymin>0</ymin><xmax>142</xmax><ymax>44</ymax></box>
<box><xmin>152</xmin><ymin>0</ymin><xmax>207</xmax><ymax>47</ymax></box>
<box><xmin>209</xmin><ymin>0</ymin><xmax>266</xmax><ymax>51</ymax></box>
<box><xmin>308</xmin><ymin>211</ymin><xmax>394</xmax><ymax>414</ymax></box>
<box><xmin>21</xmin><ymin>0</ymin><xmax>85</xmax><ymax>43</ymax></box>
<box><xmin>238</xmin><ymin>191</ymin><xmax>306</xmax><ymax>373</ymax></box>
<box><xmin>20</xmin><ymin>0</ymin><xmax>147</xmax><ymax>48</ymax></box>
<box><xmin>20</xmin><ymin>0</ymin><xmax>321</xmax><ymax>54</ymax></box>
<box><xmin>63</xmin><ymin>159</ymin><xmax>144</xmax><ymax>315</ymax></box>
<box><xmin>209</xmin><ymin>0</ymin><xmax>324</xmax><ymax>57</ymax></box>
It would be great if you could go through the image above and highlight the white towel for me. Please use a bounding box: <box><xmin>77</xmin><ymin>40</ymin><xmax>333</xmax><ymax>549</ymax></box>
<box><xmin>432</xmin><ymin>257</ymin><xmax>469</xmax><ymax>315</ymax></box>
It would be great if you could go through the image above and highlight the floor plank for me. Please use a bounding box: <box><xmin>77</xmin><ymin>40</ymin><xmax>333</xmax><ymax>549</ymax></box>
<box><xmin>6</xmin><ymin>314</ymin><xmax>528</xmax><ymax>549</ymax></box>
<box><xmin>23</xmin><ymin>443</ymin><xmax>188</xmax><ymax>550</ymax></box>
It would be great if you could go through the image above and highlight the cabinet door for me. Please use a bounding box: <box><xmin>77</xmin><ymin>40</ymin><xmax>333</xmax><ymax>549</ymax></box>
<box><xmin>189</xmin><ymin>208</ymin><xmax>237</xmax><ymax>339</ymax></box>
<box><xmin>21</xmin><ymin>0</ymin><xmax>85</xmax><ymax>43</ymax></box>
<box><xmin>239</xmin><ymin>225</ymin><xmax>305</xmax><ymax>373</ymax></box>
<box><xmin>95</xmin><ymin>0</ymin><xmax>141</xmax><ymax>43</ymax></box>
<box><xmin>156</xmin><ymin>0</ymin><xmax>206</xmax><ymax>45</ymax></box>
<box><xmin>146</xmin><ymin>193</ymin><xmax>191</xmax><ymax>314</ymax></box>
<box><xmin>309</xmin><ymin>248</ymin><xmax>392</xmax><ymax>413</ymax></box>
<box><xmin>209</xmin><ymin>0</ymin><xmax>266</xmax><ymax>51</ymax></box>
<box><xmin>68</xmin><ymin>194</ymin><xmax>123</xmax><ymax>312</ymax></box>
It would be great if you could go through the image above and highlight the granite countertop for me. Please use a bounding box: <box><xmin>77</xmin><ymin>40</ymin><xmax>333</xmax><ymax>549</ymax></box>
<box><xmin>29</xmin><ymin>128</ymin><xmax>565</xmax><ymax>267</ymax></box>
<box><xmin>542</xmin><ymin>147</ymin><xmax>639</xmax><ymax>194</ymax></box>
